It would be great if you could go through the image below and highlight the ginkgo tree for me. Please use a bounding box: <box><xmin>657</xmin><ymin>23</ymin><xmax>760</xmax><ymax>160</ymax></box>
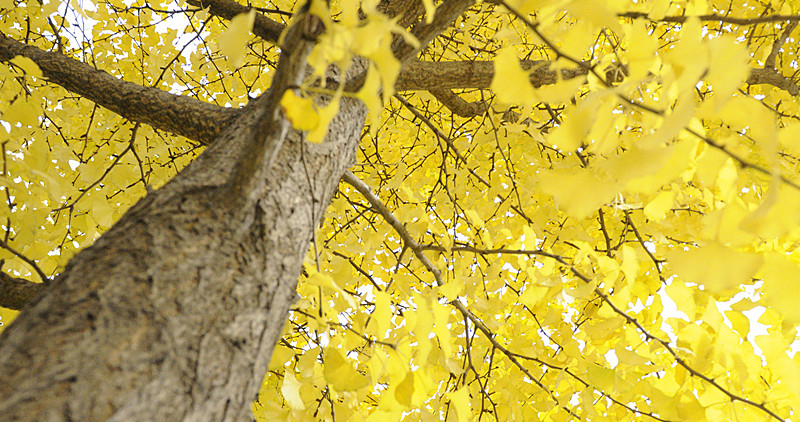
<box><xmin>1</xmin><ymin>0</ymin><xmax>800</xmax><ymax>420</ymax></box>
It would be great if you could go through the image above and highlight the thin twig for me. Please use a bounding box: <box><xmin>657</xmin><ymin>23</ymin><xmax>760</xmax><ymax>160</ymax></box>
<box><xmin>0</xmin><ymin>239</ymin><xmax>49</xmax><ymax>283</ymax></box>
<box><xmin>499</xmin><ymin>0</ymin><xmax>800</xmax><ymax>194</ymax></box>
<box><xmin>53</xmin><ymin>123</ymin><xmax>141</xmax><ymax>212</ymax></box>
<box><xmin>394</xmin><ymin>94</ymin><xmax>491</xmax><ymax>187</ymax></box>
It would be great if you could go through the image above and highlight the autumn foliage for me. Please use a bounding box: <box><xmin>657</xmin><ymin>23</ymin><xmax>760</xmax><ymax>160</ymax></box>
<box><xmin>2</xmin><ymin>0</ymin><xmax>800</xmax><ymax>420</ymax></box>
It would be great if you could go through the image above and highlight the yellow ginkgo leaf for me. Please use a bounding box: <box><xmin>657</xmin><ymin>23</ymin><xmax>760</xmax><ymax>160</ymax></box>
<box><xmin>219</xmin><ymin>10</ymin><xmax>256</xmax><ymax>67</ymax></box>
<box><xmin>705</xmin><ymin>37</ymin><xmax>750</xmax><ymax>109</ymax></box>
<box><xmin>759</xmin><ymin>254</ymin><xmax>800</xmax><ymax>324</ymax></box>
<box><xmin>373</xmin><ymin>291</ymin><xmax>392</xmax><ymax>335</ymax></box>
<box><xmin>448</xmin><ymin>387</ymin><xmax>471</xmax><ymax>422</ymax></box>
<box><xmin>280</xmin><ymin>370</ymin><xmax>306</xmax><ymax>410</ymax></box>
<box><xmin>10</xmin><ymin>55</ymin><xmax>42</xmax><ymax>78</ymax></box>
<box><xmin>280</xmin><ymin>91</ymin><xmax>321</xmax><ymax>132</ymax></box>
<box><xmin>643</xmin><ymin>190</ymin><xmax>675</xmax><ymax>222</ymax></box>
<box><xmin>323</xmin><ymin>348</ymin><xmax>369</xmax><ymax>392</ymax></box>
<box><xmin>304</xmin><ymin>267</ymin><xmax>355</xmax><ymax>307</ymax></box>
<box><xmin>538</xmin><ymin>168</ymin><xmax>621</xmax><ymax>219</ymax></box>
<box><xmin>491</xmin><ymin>47</ymin><xmax>536</xmax><ymax>108</ymax></box>
<box><xmin>586</xmin><ymin>364</ymin><xmax>616</xmax><ymax>392</ymax></box>
<box><xmin>667</xmin><ymin>243</ymin><xmax>763</xmax><ymax>295</ymax></box>
<box><xmin>394</xmin><ymin>371</ymin><xmax>415</xmax><ymax>407</ymax></box>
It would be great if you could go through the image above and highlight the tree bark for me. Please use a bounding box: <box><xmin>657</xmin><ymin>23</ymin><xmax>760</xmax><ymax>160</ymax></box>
<box><xmin>0</xmin><ymin>17</ymin><xmax>362</xmax><ymax>422</ymax></box>
<box><xmin>0</xmin><ymin>96</ymin><xmax>363</xmax><ymax>422</ymax></box>
<box><xmin>0</xmin><ymin>0</ymin><xmax>473</xmax><ymax>420</ymax></box>
<box><xmin>0</xmin><ymin>271</ymin><xmax>46</xmax><ymax>310</ymax></box>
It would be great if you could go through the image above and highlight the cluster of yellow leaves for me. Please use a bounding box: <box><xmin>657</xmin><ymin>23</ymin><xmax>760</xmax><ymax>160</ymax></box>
<box><xmin>272</xmin><ymin>0</ymin><xmax>417</xmax><ymax>139</ymax></box>
<box><xmin>0</xmin><ymin>0</ymin><xmax>208</xmax><ymax>326</ymax></box>
<box><xmin>258</xmin><ymin>0</ymin><xmax>800</xmax><ymax>420</ymax></box>
<box><xmin>3</xmin><ymin>0</ymin><xmax>800</xmax><ymax>420</ymax></box>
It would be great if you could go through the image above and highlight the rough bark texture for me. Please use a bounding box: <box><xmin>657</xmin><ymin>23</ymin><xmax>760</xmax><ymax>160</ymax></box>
<box><xmin>395</xmin><ymin>59</ymin><xmax>587</xmax><ymax>90</ymax></box>
<box><xmin>0</xmin><ymin>63</ymin><xmax>366</xmax><ymax>422</ymax></box>
<box><xmin>0</xmin><ymin>12</ymin><xmax>368</xmax><ymax>422</ymax></box>
<box><xmin>0</xmin><ymin>272</ymin><xmax>45</xmax><ymax>310</ymax></box>
<box><xmin>0</xmin><ymin>0</ymin><xmax>474</xmax><ymax>419</ymax></box>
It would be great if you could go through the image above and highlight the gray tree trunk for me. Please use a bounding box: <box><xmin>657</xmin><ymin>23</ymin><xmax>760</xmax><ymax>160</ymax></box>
<box><xmin>0</xmin><ymin>92</ymin><xmax>366</xmax><ymax>421</ymax></box>
<box><xmin>0</xmin><ymin>0</ymin><xmax>471</xmax><ymax>418</ymax></box>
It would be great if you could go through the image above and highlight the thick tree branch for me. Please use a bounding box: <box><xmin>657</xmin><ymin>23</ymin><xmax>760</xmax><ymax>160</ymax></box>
<box><xmin>764</xmin><ymin>21</ymin><xmax>798</xmax><ymax>69</ymax></box>
<box><xmin>185</xmin><ymin>0</ymin><xmax>800</xmax><ymax>119</ymax></box>
<box><xmin>186</xmin><ymin>0</ymin><xmax>285</xmax><ymax>43</ymax></box>
<box><xmin>0</xmin><ymin>8</ymin><xmax>364</xmax><ymax>420</ymax></box>
<box><xmin>228</xmin><ymin>7</ymin><xmax>323</xmax><ymax>201</ymax></box>
<box><xmin>346</xmin><ymin>0</ymin><xmax>477</xmax><ymax>92</ymax></box>
<box><xmin>4</xmin><ymin>3</ymin><xmax>800</xmax><ymax>157</ymax></box>
<box><xmin>618</xmin><ymin>11</ymin><xmax>800</xmax><ymax>25</ymax></box>
<box><xmin>401</xmin><ymin>61</ymin><xmax>587</xmax><ymax>117</ymax></box>
<box><xmin>396</xmin><ymin>59</ymin><xmax>586</xmax><ymax>90</ymax></box>
<box><xmin>185</xmin><ymin>0</ymin><xmax>800</xmax><ymax>101</ymax></box>
<box><xmin>395</xmin><ymin>0</ymin><xmax>475</xmax><ymax>63</ymax></box>
<box><xmin>0</xmin><ymin>33</ymin><xmax>239</xmax><ymax>145</ymax></box>
<box><xmin>429</xmin><ymin>88</ymin><xmax>488</xmax><ymax>117</ymax></box>
<box><xmin>747</xmin><ymin>67</ymin><xmax>800</xmax><ymax>95</ymax></box>
<box><xmin>0</xmin><ymin>273</ymin><xmax>45</xmax><ymax>310</ymax></box>
<box><xmin>186</xmin><ymin>0</ymin><xmax>423</xmax><ymax>45</ymax></box>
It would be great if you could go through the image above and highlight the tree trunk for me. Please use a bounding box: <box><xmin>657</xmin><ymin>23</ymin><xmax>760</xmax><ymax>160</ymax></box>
<box><xmin>0</xmin><ymin>0</ymin><xmax>473</xmax><ymax>418</ymax></box>
<box><xmin>0</xmin><ymin>62</ymin><xmax>367</xmax><ymax>422</ymax></box>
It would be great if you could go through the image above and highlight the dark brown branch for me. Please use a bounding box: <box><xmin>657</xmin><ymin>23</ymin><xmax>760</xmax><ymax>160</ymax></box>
<box><xmin>419</xmin><ymin>243</ymin><xmax>567</xmax><ymax>260</ymax></box>
<box><xmin>186</xmin><ymin>0</ymin><xmax>286</xmax><ymax>44</ymax></box>
<box><xmin>0</xmin><ymin>272</ymin><xmax>45</xmax><ymax>310</ymax></box>
<box><xmin>618</xmin><ymin>11</ymin><xmax>800</xmax><ymax>25</ymax></box>
<box><xmin>187</xmin><ymin>0</ymin><xmax>424</xmax><ymax>46</ymax></box>
<box><xmin>406</xmin><ymin>61</ymin><xmax>588</xmax><ymax>118</ymax></box>
<box><xmin>429</xmin><ymin>88</ymin><xmax>488</xmax><ymax>117</ymax></box>
<box><xmin>396</xmin><ymin>59</ymin><xmax>586</xmax><ymax>91</ymax></box>
<box><xmin>379</xmin><ymin>0</ymin><xmax>426</xmax><ymax>27</ymax></box>
<box><xmin>395</xmin><ymin>0</ymin><xmax>475</xmax><ymax>63</ymax></box>
<box><xmin>346</xmin><ymin>0</ymin><xmax>477</xmax><ymax>92</ymax></box>
<box><xmin>0</xmin><ymin>239</ymin><xmax>49</xmax><ymax>283</ymax></box>
<box><xmin>764</xmin><ymin>21</ymin><xmax>798</xmax><ymax>69</ymax></box>
<box><xmin>747</xmin><ymin>66</ymin><xmax>800</xmax><ymax>95</ymax></box>
<box><xmin>0</xmin><ymin>33</ymin><xmax>239</xmax><ymax>145</ymax></box>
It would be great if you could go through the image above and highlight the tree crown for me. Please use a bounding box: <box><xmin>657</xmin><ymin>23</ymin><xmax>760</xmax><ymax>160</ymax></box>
<box><xmin>2</xmin><ymin>0</ymin><xmax>800</xmax><ymax>420</ymax></box>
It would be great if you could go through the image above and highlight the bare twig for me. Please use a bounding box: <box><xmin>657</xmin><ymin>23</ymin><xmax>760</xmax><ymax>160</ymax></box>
<box><xmin>54</xmin><ymin>123</ymin><xmax>141</xmax><ymax>212</ymax></box>
<box><xmin>394</xmin><ymin>94</ymin><xmax>491</xmax><ymax>186</ymax></box>
<box><xmin>0</xmin><ymin>239</ymin><xmax>49</xmax><ymax>283</ymax></box>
